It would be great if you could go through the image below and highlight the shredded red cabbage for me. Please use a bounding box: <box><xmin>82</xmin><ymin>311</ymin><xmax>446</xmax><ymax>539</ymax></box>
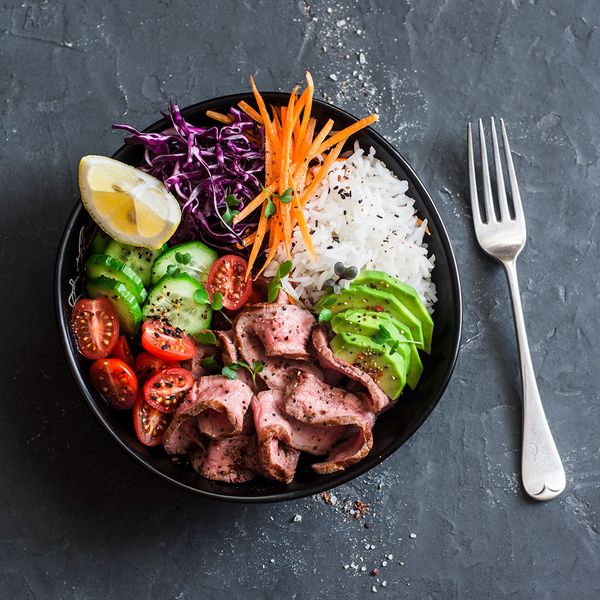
<box><xmin>113</xmin><ymin>102</ymin><xmax>263</xmax><ymax>251</ymax></box>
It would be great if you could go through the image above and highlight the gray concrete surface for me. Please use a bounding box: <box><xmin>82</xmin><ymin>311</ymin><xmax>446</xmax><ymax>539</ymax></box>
<box><xmin>1</xmin><ymin>0</ymin><xmax>599</xmax><ymax>598</ymax></box>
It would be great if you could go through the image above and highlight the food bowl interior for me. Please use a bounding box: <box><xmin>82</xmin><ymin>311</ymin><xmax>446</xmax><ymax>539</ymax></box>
<box><xmin>55</xmin><ymin>93</ymin><xmax>462</xmax><ymax>502</ymax></box>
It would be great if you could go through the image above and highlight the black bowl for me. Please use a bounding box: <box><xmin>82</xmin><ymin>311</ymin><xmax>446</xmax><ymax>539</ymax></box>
<box><xmin>55</xmin><ymin>93</ymin><xmax>462</xmax><ymax>502</ymax></box>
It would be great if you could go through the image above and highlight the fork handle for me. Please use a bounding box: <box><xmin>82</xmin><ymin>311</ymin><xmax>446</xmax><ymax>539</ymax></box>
<box><xmin>504</xmin><ymin>259</ymin><xmax>566</xmax><ymax>501</ymax></box>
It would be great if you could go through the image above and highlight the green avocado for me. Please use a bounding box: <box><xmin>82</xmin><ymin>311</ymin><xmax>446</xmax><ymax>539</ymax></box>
<box><xmin>329</xmin><ymin>332</ymin><xmax>407</xmax><ymax>400</ymax></box>
<box><xmin>352</xmin><ymin>270</ymin><xmax>433</xmax><ymax>353</ymax></box>
<box><xmin>330</xmin><ymin>309</ymin><xmax>423</xmax><ymax>390</ymax></box>
<box><xmin>316</xmin><ymin>285</ymin><xmax>426</xmax><ymax>351</ymax></box>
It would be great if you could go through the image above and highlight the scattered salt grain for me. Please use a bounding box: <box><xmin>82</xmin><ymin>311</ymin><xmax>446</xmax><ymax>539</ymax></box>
<box><xmin>336</xmin><ymin>19</ymin><xmax>346</xmax><ymax>27</ymax></box>
<box><xmin>382</xmin><ymin>581</ymin><xmax>387</xmax><ymax>588</ymax></box>
<box><xmin>372</xmin><ymin>586</ymin><xmax>378</xmax><ymax>593</ymax></box>
<box><xmin>330</xmin><ymin>495</ymin><xmax>338</xmax><ymax>505</ymax></box>
<box><xmin>356</xmin><ymin>28</ymin><xmax>362</xmax><ymax>34</ymax></box>
<box><xmin>361</xmin><ymin>566</ymin><xmax>367</xmax><ymax>572</ymax></box>
<box><xmin>293</xmin><ymin>514</ymin><xmax>302</xmax><ymax>522</ymax></box>
<box><xmin>382</xmin><ymin>561</ymin><xmax>388</xmax><ymax>567</ymax></box>
<box><xmin>387</xmin><ymin>554</ymin><xmax>393</xmax><ymax>560</ymax></box>
<box><xmin>410</xmin><ymin>533</ymin><xmax>416</xmax><ymax>539</ymax></box>
<box><xmin>329</xmin><ymin>74</ymin><xmax>338</xmax><ymax>81</ymax></box>
<box><xmin>344</xmin><ymin>564</ymin><xmax>349</xmax><ymax>570</ymax></box>
<box><xmin>359</xmin><ymin>52</ymin><xmax>366</xmax><ymax>64</ymax></box>
<box><xmin>327</xmin><ymin>7</ymin><xmax>332</xmax><ymax>12</ymax></box>
<box><xmin>270</xmin><ymin>558</ymin><xmax>275</xmax><ymax>563</ymax></box>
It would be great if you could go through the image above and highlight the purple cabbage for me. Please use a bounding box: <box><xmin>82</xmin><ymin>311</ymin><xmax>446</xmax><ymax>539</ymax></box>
<box><xmin>113</xmin><ymin>102</ymin><xmax>264</xmax><ymax>251</ymax></box>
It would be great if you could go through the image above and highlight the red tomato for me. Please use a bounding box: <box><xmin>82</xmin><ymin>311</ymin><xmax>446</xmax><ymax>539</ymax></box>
<box><xmin>90</xmin><ymin>358</ymin><xmax>138</xmax><ymax>410</ymax></box>
<box><xmin>71</xmin><ymin>298</ymin><xmax>119</xmax><ymax>360</ymax></box>
<box><xmin>206</xmin><ymin>254</ymin><xmax>252</xmax><ymax>310</ymax></box>
<box><xmin>143</xmin><ymin>367</ymin><xmax>194</xmax><ymax>413</ymax></box>
<box><xmin>141</xmin><ymin>320</ymin><xmax>196</xmax><ymax>361</ymax></box>
<box><xmin>134</xmin><ymin>352</ymin><xmax>180</xmax><ymax>384</ymax></box>
<box><xmin>133</xmin><ymin>393</ymin><xmax>171</xmax><ymax>446</ymax></box>
<box><xmin>110</xmin><ymin>335</ymin><xmax>134</xmax><ymax>367</ymax></box>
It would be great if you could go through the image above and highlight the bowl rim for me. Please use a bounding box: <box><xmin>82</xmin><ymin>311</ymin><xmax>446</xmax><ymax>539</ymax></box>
<box><xmin>55</xmin><ymin>92</ymin><xmax>462</xmax><ymax>503</ymax></box>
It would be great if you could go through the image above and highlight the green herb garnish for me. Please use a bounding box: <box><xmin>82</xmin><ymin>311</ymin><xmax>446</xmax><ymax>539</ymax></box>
<box><xmin>175</xmin><ymin>252</ymin><xmax>192</xmax><ymax>265</ymax></box>
<box><xmin>225</xmin><ymin>194</ymin><xmax>242</xmax><ymax>207</ymax></box>
<box><xmin>267</xmin><ymin>260</ymin><xmax>293</xmax><ymax>302</ymax></box>
<box><xmin>194</xmin><ymin>287</ymin><xmax>210</xmax><ymax>305</ymax></box>
<box><xmin>265</xmin><ymin>197</ymin><xmax>276</xmax><ymax>218</ymax></box>
<box><xmin>211</xmin><ymin>291</ymin><xmax>224</xmax><ymax>311</ymax></box>
<box><xmin>197</xmin><ymin>331</ymin><xmax>218</xmax><ymax>345</ymax></box>
<box><xmin>318</xmin><ymin>308</ymin><xmax>333</xmax><ymax>322</ymax></box>
<box><xmin>276</xmin><ymin>188</ymin><xmax>293</xmax><ymax>204</ymax></box>
<box><xmin>221</xmin><ymin>365</ymin><xmax>239</xmax><ymax>380</ymax></box>
<box><xmin>166</xmin><ymin>264</ymin><xmax>181</xmax><ymax>277</ymax></box>
<box><xmin>373</xmin><ymin>324</ymin><xmax>394</xmax><ymax>345</ymax></box>
<box><xmin>201</xmin><ymin>355</ymin><xmax>220</xmax><ymax>372</ymax></box>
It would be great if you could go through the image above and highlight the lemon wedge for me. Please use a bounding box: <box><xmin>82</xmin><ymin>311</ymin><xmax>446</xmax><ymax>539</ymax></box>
<box><xmin>79</xmin><ymin>155</ymin><xmax>181</xmax><ymax>249</ymax></box>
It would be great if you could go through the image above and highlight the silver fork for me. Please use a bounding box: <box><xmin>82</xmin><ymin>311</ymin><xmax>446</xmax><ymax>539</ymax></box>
<box><xmin>467</xmin><ymin>118</ymin><xmax>566</xmax><ymax>501</ymax></box>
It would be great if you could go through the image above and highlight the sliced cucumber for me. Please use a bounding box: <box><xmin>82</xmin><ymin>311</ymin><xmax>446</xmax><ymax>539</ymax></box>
<box><xmin>105</xmin><ymin>240</ymin><xmax>166</xmax><ymax>287</ymax></box>
<box><xmin>143</xmin><ymin>274</ymin><xmax>212</xmax><ymax>336</ymax></box>
<box><xmin>151</xmin><ymin>241</ymin><xmax>217</xmax><ymax>285</ymax></box>
<box><xmin>86</xmin><ymin>275</ymin><xmax>143</xmax><ymax>335</ymax></box>
<box><xmin>86</xmin><ymin>254</ymin><xmax>147</xmax><ymax>304</ymax></box>
<box><xmin>89</xmin><ymin>229</ymin><xmax>111</xmax><ymax>255</ymax></box>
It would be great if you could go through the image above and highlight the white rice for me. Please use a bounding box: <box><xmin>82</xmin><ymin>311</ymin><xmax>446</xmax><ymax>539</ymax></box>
<box><xmin>264</xmin><ymin>144</ymin><xmax>437</xmax><ymax>311</ymax></box>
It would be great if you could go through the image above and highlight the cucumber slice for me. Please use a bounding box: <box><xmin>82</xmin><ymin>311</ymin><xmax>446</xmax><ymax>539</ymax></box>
<box><xmin>86</xmin><ymin>254</ymin><xmax>147</xmax><ymax>304</ymax></box>
<box><xmin>86</xmin><ymin>275</ymin><xmax>143</xmax><ymax>335</ymax></box>
<box><xmin>89</xmin><ymin>229</ymin><xmax>111</xmax><ymax>255</ymax></box>
<box><xmin>143</xmin><ymin>274</ymin><xmax>212</xmax><ymax>335</ymax></box>
<box><xmin>151</xmin><ymin>241</ymin><xmax>217</xmax><ymax>285</ymax></box>
<box><xmin>105</xmin><ymin>241</ymin><xmax>166</xmax><ymax>287</ymax></box>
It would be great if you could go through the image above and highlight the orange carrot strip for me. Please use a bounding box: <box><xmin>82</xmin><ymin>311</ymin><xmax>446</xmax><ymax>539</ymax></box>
<box><xmin>293</xmin><ymin>195</ymin><xmax>316</xmax><ymax>261</ymax></box>
<box><xmin>249</xmin><ymin>76</ymin><xmax>278</xmax><ymax>144</ymax></box>
<box><xmin>300</xmin><ymin>139</ymin><xmax>346</xmax><ymax>206</ymax></box>
<box><xmin>304</xmin><ymin>118</ymin><xmax>334</xmax><ymax>159</ymax></box>
<box><xmin>237</xmin><ymin>101</ymin><xmax>263</xmax><ymax>124</ymax></box>
<box><xmin>296</xmin><ymin>72</ymin><xmax>314</xmax><ymax>160</ymax></box>
<box><xmin>256</xmin><ymin>227</ymin><xmax>282</xmax><ymax>278</ymax></box>
<box><xmin>233</xmin><ymin>182</ymin><xmax>278</xmax><ymax>224</ymax></box>
<box><xmin>280</xmin><ymin>88</ymin><xmax>299</xmax><ymax>257</ymax></box>
<box><xmin>246</xmin><ymin>204</ymin><xmax>269</xmax><ymax>278</ymax></box>
<box><xmin>205</xmin><ymin>110</ymin><xmax>233</xmax><ymax>125</ymax></box>
<box><xmin>271</xmin><ymin>106</ymin><xmax>282</xmax><ymax>138</ymax></box>
<box><xmin>313</xmin><ymin>114</ymin><xmax>378</xmax><ymax>157</ymax></box>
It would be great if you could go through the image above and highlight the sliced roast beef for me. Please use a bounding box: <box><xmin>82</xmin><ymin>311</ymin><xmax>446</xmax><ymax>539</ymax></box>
<box><xmin>193</xmin><ymin>435</ymin><xmax>257</xmax><ymax>483</ymax></box>
<box><xmin>175</xmin><ymin>375</ymin><xmax>253</xmax><ymax>439</ymax></box>
<box><xmin>163</xmin><ymin>416</ymin><xmax>204</xmax><ymax>456</ymax></box>
<box><xmin>186</xmin><ymin>341</ymin><xmax>217</xmax><ymax>379</ymax></box>
<box><xmin>312</xmin><ymin>325</ymin><xmax>390</xmax><ymax>412</ymax></box>
<box><xmin>284</xmin><ymin>371</ymin><xmax>375</xmax><ymax>474</ymax></box>
<box><xmin>234</xmin><ymin>303</ymin><xmax>315</xmax><ymax>360</ymax></box>
<box><xmin>235</xmin><ymin>323</ymin><xmax>322</xmax><ymax>390</ymax></box>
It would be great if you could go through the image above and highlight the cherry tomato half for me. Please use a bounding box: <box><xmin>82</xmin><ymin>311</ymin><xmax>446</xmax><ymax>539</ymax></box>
<box><xmin>141</xmin><ymin>320</ymin><xmax>196</xmax><ymax>361</ymax></box>
<box><xmin>71</xmin><ymin>298</ymin><xmax>119</xmax><ymax>360</ymax></box>
<box><xmin>133</xmin><ymin>393</ymin><xmax>171</xmax><ymax>446</ymax></box>
<box><xmin>143</xmin><ymin>367</ymin><xmax>194</xmax><ymax>413</ymax></box>
<box><xmin>134</xmin><ymin>352</ymin><xmax>180</xmax><ymax>385</ymax></box>
<box><xmin>90</xmin><ymin>358</ymin><xmax>138</xmax><ymax>410</ymax></box>
<box><xmin>206</xmin><ymin>255</ymin><xmax>252</xmax><ymax>311</ymax></box>
<box><xmin>110</xmin><ymin>335</ymin><xmax>134</xmax><ymax>367</ymax></box>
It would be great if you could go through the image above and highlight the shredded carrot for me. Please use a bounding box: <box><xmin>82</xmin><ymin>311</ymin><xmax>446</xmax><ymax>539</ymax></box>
<box><xmin>238</xmin><ymin>73</ymin><xmax>379</xmax><ymax>276</ymax></box>
<box><xmin>238</xmin><ymin>101</ymin><xmax>263</xmax><ymax>124</ymax></box>
<box><xmin>233</xmin><ymin>182</ymin><xmax>277</xmax><ymax>224</ymax></box>
<box><xmin>313</xmin><ymin>114</ymin><xmax>378</xmax><ymax>157</ymax></box>
<box><xmin>206</xmin><ymin>110</ymin><xmax>233</xmax><ymax>125</ymax></box>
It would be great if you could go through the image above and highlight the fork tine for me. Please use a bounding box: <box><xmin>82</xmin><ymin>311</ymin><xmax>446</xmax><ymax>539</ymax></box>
<box><xmin>500</xmin><ymin>118</ymin><xmax>524</xmax><ymax>222</ymax></box>
<box><xmin>478</xmin><ymin>118</ymin><xmax>496</xmax><ymax>222</ymax></box>
<box><xmin>490</xmin><ymin>117</ymin><xmax>511</xmax><ymax>221</ymax></box>
<box><xmin>467</xmin><ymin>122</ymin><xmax>482</xmax><ymax>226</ymax></box>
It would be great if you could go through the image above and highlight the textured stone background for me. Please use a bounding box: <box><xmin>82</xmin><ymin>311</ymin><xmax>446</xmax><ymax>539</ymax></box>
<box><xmin>1</xmin><ymin>0</ymin><xmax>599</xmax><ymax>598</ymax></box>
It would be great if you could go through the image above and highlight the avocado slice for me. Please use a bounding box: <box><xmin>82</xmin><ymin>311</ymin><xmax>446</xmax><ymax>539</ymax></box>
<box><xmin>330</xmin><ymin>309</ymin><xmax>423</xmax><ymax>390</ymax></box>
<box><xmin>316</xmin><ymin>285</ymin><xmax>426</xmax><ymax>352</ymax></box>
<box><xmin>329</xmin><ymin>332</ymin><xmax>407</xmax><ymax>400</ymax></box>
<box><xmin>352</xmin><ymin>271</ymin><xmax>433</xmax><ymax>353</ymax></box>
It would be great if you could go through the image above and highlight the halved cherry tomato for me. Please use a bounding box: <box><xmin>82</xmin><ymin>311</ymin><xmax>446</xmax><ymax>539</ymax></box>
<box><xmin>110</xmin><ymin>335</ymin><xmax>134</xmax><ymax>367</ymax></box>
<box><xmin>206</xmin><ymin>254</ymin><xmax>252</xmax><ymax>310</ymax></box>
<box><xmin>143</xmin><ymin>367</ymin><xmax>194</xmax><ymax>413</ymax></box>
<box><xmin>141</xmin><ymin>320</ymin><xmax>196</xmax><ymax>361</ymax></box>
<box><xmin>133</xmin><ymin>393</ymin><xmax>171</xmax><ymax>446</ymax></box>
<box><xmin>90</xmin><ymin>358</ymin><xmax>138</xmax><ymax>410</ymax></box>
<box><xmin>71</xmin><ymin>298</ymin><xmax>119</xmax><ymax>360</ymax></box>
<box><xmin>134</xmin><ymin>352</ymin><xmax>180</xmax><ymax>384</ymax></box>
